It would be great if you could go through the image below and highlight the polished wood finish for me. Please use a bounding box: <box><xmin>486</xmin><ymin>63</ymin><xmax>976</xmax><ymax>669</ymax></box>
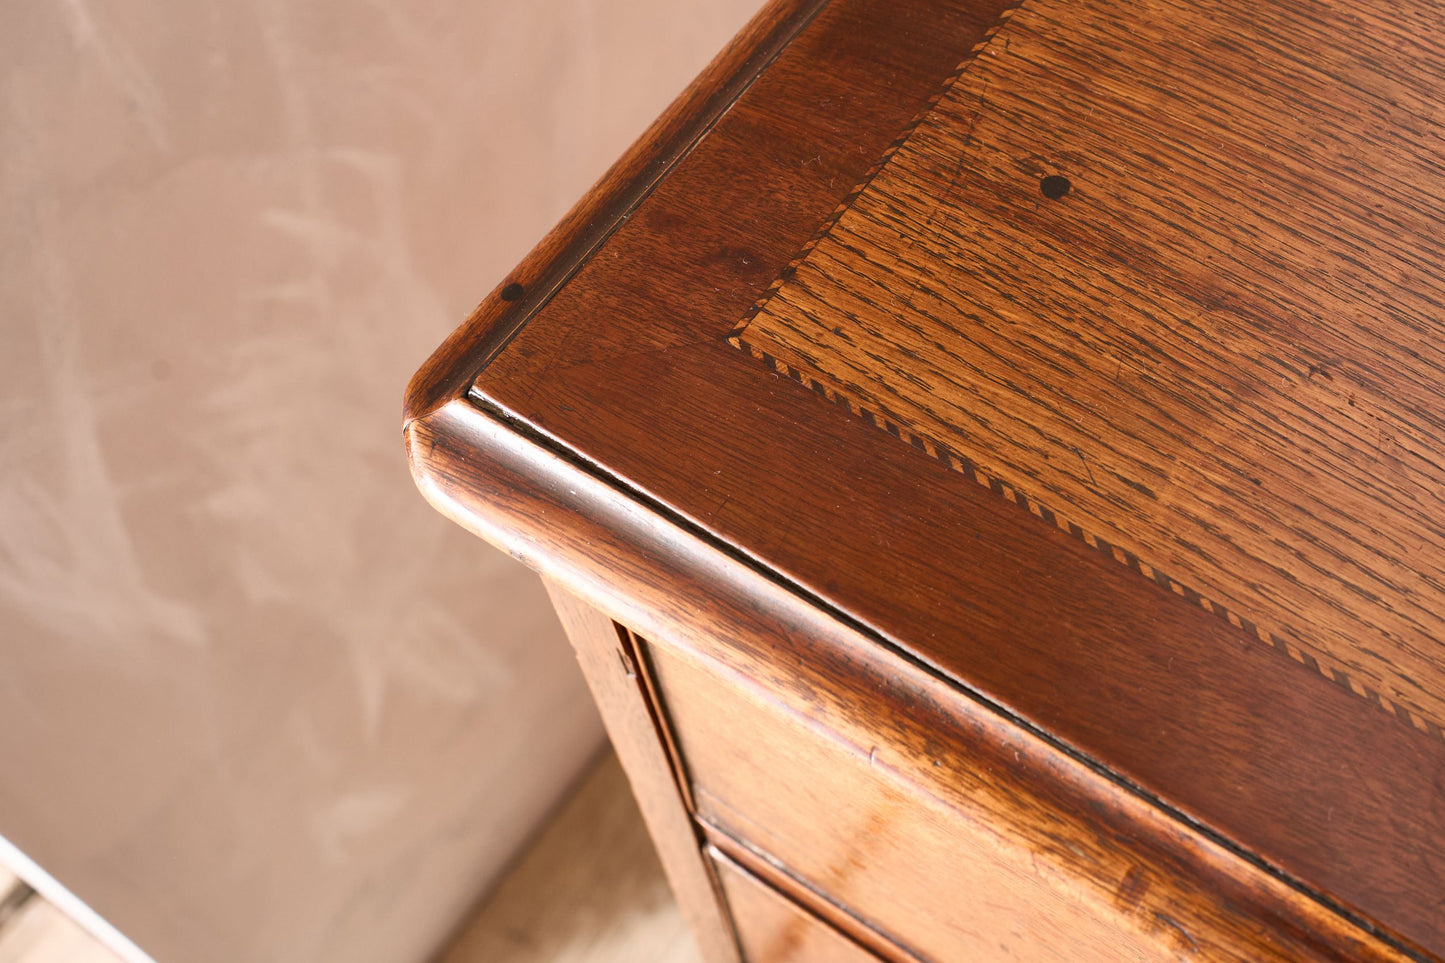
<box><xmin>407</xmin><ymin>0</ymin><xmax>1445</xmax><ymax>958</ymax></box>
<box><xmin>726</xmin><ymin>0</ymin><xmax>1445</xmax><ymax>945</ymax></box>
<box><xmin>701</xmin><ymin>830</ymin><xmax>921</xmax><ymax>963</ymax></box>
<box><xmin>710</xmin><ymin>851</ymin><xmax>883</xmax><ymax>963</ymax></box>
<box><xmin>643</xmin><ymin>622</ymin><xmax>1403</xmax><ymax>962</ymax></box>
<box><xmin>402</xmin><ymin>0</ymin><xmax>838</xmax><ymax>422</ymax></box>
<box><xmin>739</xmin><ymin>0</ymin><xmax>1445</xmax><ymax>745</ymax></box>
<box><xmin>407</xmin><ymin>395</ymin><xmax>1422</xmax><ymax>960</ymax></box>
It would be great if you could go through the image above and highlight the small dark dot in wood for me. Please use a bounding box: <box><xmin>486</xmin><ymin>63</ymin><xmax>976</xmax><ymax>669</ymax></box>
<box><xmin>500</xmin><ymin>282</ymin><xmax>526</xmax><ymax>302</ymax></box>
<box><xmin>1040</xmin><ymin>174</ymin><xmax>1071</xmax><ymax>199</ymax></box>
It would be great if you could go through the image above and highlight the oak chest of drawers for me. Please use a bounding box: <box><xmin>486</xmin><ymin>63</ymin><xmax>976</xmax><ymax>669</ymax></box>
<box><xmin>405</xmin><ymin>0</ymin><xmax>1445</xmax><ymax>959</ymax></box>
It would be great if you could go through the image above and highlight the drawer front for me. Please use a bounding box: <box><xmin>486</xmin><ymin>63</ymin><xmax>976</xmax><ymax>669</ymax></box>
<box><xmin>712</xmin><ymin>847</ymin><xmax>885</xmax><ymax>963</ymax></box>
<box><xmin>646</xmin><ymin>640</ymin><xmax>1171</xmax><ymax>963</ymax></box>
<box><xmin>638</xmin><ymin>632</ymin><xmax>1396</xmax><ymax>963</ymax></box>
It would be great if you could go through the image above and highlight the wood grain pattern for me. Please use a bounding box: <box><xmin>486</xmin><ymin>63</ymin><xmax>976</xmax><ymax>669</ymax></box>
<box><xmin>737</xmin><ymin>0</ymin><xmax>1445</xmax><ymax>743</ymax></box>
<box><xmin>406</xmin><ymin>0</ymin><xmax>1445</xmax><ymax>957</ymax></box>
<box><xmin>701</xmin><ymin>830</ymin><xmax>921</xmax><ymax>963</ymax></box>
<box><xmin>646</xmin><ymin>629</ymin><xmax>1396</xmax><ymax>962</ymax></box>
<box><xmin>474</xmin><ymin>0</ymin><xmax>1010</xmax><ymax>396</ymax></box>
<box><xmin>473</xmin><ymin>333</ymin><xmax>1445</xmax><ymax>956</ymax></box>
<box><xmin>648</xmin><ymin>640</ymin><xmax>1178</xmax><ymax>962</ymax></box>
<box><xmin>709</xmin><ymin>851</ymin><xmax>883</xmax><ymax>963</ymax></box>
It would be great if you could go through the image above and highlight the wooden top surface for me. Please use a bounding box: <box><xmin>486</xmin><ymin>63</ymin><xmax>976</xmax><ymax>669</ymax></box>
<box><xmin>406</xmin><ymin>0</ymin><xmax>1445</xmax><ymax>957</ymax></box>
<box><xmin>737</xmin><ymin>0</ymin><xmax>1445</xmax><ymax>745</ymax></box>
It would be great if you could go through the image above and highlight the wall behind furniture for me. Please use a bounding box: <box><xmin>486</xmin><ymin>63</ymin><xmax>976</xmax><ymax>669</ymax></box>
<box><xmin>0</xmin><ymin>1</ymin><xmax>756</xmax><ymax>961</ymax></box>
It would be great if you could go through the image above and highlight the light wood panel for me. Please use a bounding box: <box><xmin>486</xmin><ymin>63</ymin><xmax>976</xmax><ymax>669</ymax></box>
<box><xmin>710</xmin><ymin>852</ymin><xmax>882</xmax><ymax>963</ymax></box>
<box><xmin>738</xmin><ymin>0</ymin><xmax>1445</xmax><ymax>745</ymax></box>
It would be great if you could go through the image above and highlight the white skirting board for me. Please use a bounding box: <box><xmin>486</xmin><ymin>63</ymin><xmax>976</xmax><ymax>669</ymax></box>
<box><xmin>0</xmin><ymin>835</ymin><xmax>153</xmax><ymax>963</ymax></box>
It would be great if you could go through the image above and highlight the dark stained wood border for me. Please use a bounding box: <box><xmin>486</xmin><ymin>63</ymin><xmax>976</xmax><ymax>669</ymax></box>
<box><xmin>405</xmin><ymin>0</ymin><xmax>1445</xmax><ymax>958</ymax></box>
<box><xmin>460</xmin><ymin>0</ymin><xmax>1019</xmax><ymax>395</ymax></box>
<box><xmin>728</xmin><ymin>337</ymin><xmax>1445</xmax><ymax>747</ymax></box>
<box><xmin>403</xmin><ymin>0</ymin><xmax>831</xmax><ymax>423</ymax></box>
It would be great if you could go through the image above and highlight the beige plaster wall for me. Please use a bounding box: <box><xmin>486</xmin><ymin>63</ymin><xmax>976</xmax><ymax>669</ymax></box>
<box><xmin>0</xmin><ymin>1</ymin><xmax>757</xmax><ymax>961</ymax></box>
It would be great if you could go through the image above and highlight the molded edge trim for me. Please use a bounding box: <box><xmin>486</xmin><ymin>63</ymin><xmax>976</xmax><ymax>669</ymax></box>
<box><xmin>404</xmin><ymin>396</ymin><xmax>1427</xmax><ymax>963</ymax></box>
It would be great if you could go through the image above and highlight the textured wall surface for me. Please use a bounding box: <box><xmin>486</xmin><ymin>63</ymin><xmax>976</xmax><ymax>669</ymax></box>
<box><xmin>0</xmin><ymin>1</ymin><xmax>756</xmax><ymax>961</ymax></box>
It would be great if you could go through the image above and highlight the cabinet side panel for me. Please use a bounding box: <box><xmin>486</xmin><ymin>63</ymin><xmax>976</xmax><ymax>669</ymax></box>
<box><xmin>542</xmin><ymin>580</ymin><xmax>741</xmax><ymax>963</ymax></box>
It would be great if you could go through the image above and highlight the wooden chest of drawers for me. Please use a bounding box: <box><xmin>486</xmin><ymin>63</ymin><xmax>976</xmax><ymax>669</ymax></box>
<box><xmin>405</xmin><ymin>0</ymin><xmax>1445</xmax><ymax>958</ymax></box>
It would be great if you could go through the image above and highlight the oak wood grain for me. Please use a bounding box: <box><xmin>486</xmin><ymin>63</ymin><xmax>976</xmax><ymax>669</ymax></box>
<box><xmin>701</xmin><ymin>830</ymin><xmax>921</xmax><ymax>963</ymax></box>
<box><xmin>738</xmin><ymin>0</ymin><xmax>1445</xmax><ymax>749</ymax></box>
<box><xmin>476</xmin><ymin>0</ymin><xmax>1009</xmax><ymax>394</ymax></box>
<box><xmin>406</xmin><ymin>0</ymin><xmax>1445</xmax><ymax>956</ymax></box>
<box><xmin>481</xmin><ymin>335</ymin><xmax>1445</xmax><ymax>957</ymax></box>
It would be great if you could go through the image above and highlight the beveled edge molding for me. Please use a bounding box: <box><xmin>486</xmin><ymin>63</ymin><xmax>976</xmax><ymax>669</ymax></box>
<box><xmin>404</xmin><ymin>395</ymin><xmax>1426</xmax><ymax>962</ymax></box>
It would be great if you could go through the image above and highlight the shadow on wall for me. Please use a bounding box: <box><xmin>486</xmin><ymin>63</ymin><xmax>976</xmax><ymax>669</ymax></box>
<box><xmin>0</xmin><ymin>1</ymin><xmax>758</xmax><ymax>961</ymax></box>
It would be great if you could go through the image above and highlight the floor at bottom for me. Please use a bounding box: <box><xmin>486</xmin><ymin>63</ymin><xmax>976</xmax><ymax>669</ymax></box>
<box><xmin>438</xmin><ymin>749</ymin><xmax>703</xmax><ymax>963</ymax></box>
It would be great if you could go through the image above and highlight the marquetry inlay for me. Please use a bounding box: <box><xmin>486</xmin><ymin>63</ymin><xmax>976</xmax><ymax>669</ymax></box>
<box><xmin>733</xmin><ymin>0</ymin><xmax>1445</xmax><ymax>739</ymax></box>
